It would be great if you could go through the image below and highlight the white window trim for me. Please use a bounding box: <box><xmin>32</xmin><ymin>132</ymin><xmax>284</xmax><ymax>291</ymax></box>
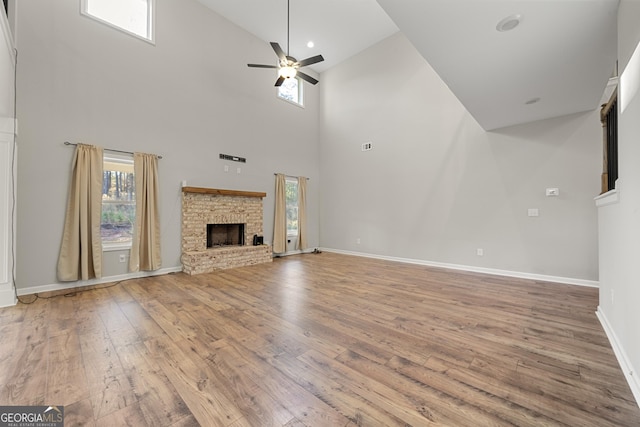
<box><xmin>103</xmin><ymin>242</ymin><xmax>132</xmax><ymax>252</ymax></box>
<box><xmin>80</xmin><ymin>0</ymin><xmax>156</xmax><ymax>45</ymax></box>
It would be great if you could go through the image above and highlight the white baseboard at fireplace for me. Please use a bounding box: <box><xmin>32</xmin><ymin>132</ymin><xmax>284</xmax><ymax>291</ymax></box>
<box><xmin>16</xmin><ymin>266</ymin><xmax>183</xmax><ymax>296</ymax></box>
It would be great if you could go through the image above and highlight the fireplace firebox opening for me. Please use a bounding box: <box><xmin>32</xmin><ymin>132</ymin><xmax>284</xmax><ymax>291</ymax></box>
<box><xmin>207</xmin><ymin>223</ymin><xmax>245</xmax><ymax>248</ymax></box>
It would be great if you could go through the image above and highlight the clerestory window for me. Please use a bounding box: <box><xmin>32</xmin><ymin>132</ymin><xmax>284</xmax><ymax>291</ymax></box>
<box><xmin>81</xmin><ymin>0</ymin><xmax>155</xmax><ymax>43</ymax></box>
<box><xmin>277</xmin><ymin>76</ymin><xmax>304</xmax><ymax>107</ymax></box>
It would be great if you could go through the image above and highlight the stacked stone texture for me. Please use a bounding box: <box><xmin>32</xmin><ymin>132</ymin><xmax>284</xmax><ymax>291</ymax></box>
<box><xmin>182</xmin><ymin>192</ymin><xmax>272</xmax><ymax>274</ymax></box>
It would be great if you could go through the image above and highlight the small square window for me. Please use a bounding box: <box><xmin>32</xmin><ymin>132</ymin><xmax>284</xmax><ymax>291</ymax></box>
<box><xmin>81</xmin><ymin>0</ymin><xmax>155</xmax><ymax>43</ymax></box>
<box><xmin>277</xmin><ymin>76</ymin><xmax>304</xmax><ymax>107</ymax></box>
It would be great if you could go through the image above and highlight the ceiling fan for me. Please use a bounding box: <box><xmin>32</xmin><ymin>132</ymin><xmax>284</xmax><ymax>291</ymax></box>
<box><xmin>247</xmin><ymin>0</ymin><xmax>324</xmax><ymax>87</ymax></box>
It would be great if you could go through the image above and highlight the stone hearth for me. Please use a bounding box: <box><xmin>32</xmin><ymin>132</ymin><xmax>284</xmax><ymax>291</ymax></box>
<box><xmin>181</xmin><ymin>187</ymin><xmax>272</xmax><ymax>275</ymax></box>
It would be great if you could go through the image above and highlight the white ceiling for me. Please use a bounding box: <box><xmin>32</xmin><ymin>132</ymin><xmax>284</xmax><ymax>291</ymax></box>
<box><xmin>377</xmin><ymin>0</ymin><xmax>619</xmax><ymax>130</ymax></box>
<box><xmin>197</xmin><ymin>0</ymin><xmax>619</xmax><ymax>130</ymax></box>
<box><xmin>195</xmin><ymin>0</ymin><xmax>399</xmax><ymax>73</ymax></box>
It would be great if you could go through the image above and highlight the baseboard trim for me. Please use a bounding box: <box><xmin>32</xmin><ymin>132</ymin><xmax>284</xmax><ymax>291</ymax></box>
<box><xmin>273</xmin><ymin>248</ymin><xmax>318</xmax><ymax>258</ymax></box>
<box><xmin>16</xmin><ymin>266</ymin><xmax>183</xmax><ymax>296</ymax></box>
<box><xmin>0</xmin><ymin>285</ymin><xmax>17</xmax><ymax>307</ymax></box>
<box><xmin>319</xmin><ymin>248</ymin><xmax>599</xmax><ymax>288</ymax></box>
<box><xmin>596</xmin><ymin>306</ymin><xmax>640</xmax><ymax>407</ymax></box>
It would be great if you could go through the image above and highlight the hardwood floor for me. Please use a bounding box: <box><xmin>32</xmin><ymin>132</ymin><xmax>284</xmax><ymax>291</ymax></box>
<box><xmin>1</xmin><ymin>252</ymin><xmax>638</xmax><ymax>426</ymax></box>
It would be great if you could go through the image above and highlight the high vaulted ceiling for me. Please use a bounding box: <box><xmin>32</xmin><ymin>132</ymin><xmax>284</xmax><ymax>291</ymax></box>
<box><xmin>196</xmin><ymin>0</ymin><xmax>619</xmax><ymax>130</ymax></box>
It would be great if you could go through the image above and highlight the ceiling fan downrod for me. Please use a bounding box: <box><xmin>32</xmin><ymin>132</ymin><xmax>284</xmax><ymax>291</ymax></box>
<box><xmin>287</xmin><ymin>0</ymin><xmax>290</xmax><ymax>57</ymax></box>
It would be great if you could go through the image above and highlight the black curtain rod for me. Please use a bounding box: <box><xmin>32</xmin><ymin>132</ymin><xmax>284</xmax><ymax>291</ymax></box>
<box><xmin>274</xmin><ymin>173</ymin><xmax>309</xmax><ymax>180</ymax></box>
<box><xmin>64</xmin><ymin>141</ymin><xmax>163</xmax><ymax>159</ymax></box>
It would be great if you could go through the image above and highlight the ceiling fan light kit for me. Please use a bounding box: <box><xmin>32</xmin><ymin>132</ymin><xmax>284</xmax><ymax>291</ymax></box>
<box><xmin>278</xmin><ymin>65</ymin><xmax>297</xmax><ymax>79</ymax></box>
<box><xmin>247</xmin><ymin>0</ymin><xmax>324</xmax><ymax>87</ymax></box>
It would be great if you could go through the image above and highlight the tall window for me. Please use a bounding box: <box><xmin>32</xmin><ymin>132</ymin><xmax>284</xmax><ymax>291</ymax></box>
<box><xmin>600</xmin><ymin>90</ymin><xmax>618</xmax><ymax>194</ymax></box>
<box><xmin>102</xmin><ymin>155</ymin><xmax>135</xmax><ymax>247</ymax></box>
<box><xmin>278</xmin><ymin>77</ymin><xmax>304</xmax><ymax>107</ymax></box>
<box><xmin>81</xmin><ymin>0</ymin><xmax>155</xmax><ymax>43</ymax></box>
<box><xmin>285</xmin><ymin>178</ymin><xmax>299</xmax><ymax>236</ymax></box>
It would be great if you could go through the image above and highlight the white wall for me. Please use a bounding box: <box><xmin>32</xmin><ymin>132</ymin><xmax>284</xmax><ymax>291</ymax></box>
<box><xmin>0</xmin><ymin>1</ymin><xmax>16</xmax><ymax>307</ymax></box>
<box><xmin>319</xmin><ymin>32</ymin><xmax>601</xmax><ymax>283</ymax></box>
<box><xmin>596</xmin><ymin>0</ymin><xmax>640</xmax><ymax>404</ymax></box>
<box><xmin>15</xmin><ymin>0</ymin><xmax>320</xmax><ymax>291</ymax></box>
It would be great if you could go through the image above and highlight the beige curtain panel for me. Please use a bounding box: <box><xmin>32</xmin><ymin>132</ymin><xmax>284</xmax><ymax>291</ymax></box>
<box><xmin>297</xmin><ymin>176</ymin><xmax>308</xmax><ymax>250</ymax></box>
<box><xmin>273</xmin><ymin>173</ymin><xmax>287</xmax><ymax>253</ymax></box>
<box><xmin>57</xmin><ymin>143</ymin><xmax>104</xmax><ymax>281</ymax></box>
<box><xmin>130</xmin><ymin>152</ymin><xmax>162</xmax><ymax>272</ymax></box>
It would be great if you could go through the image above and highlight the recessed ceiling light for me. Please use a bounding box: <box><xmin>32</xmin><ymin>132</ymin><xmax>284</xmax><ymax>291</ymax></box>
<box><xmin>307</xmin><ymin>41</ymin><xmax>314</xmax><ymax>48</ymax></box>
<box><xmin>496</xmin><ymin>14</ymin><xmax>522</xmax><ymax>32</ymax></box>
<box><xmin>525</xmin><ymin>97</ymin><xmax>541</xmax><ymax>105</ymax></box>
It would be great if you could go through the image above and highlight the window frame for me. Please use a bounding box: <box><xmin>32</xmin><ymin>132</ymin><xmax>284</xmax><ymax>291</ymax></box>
<box><xmin>80</xmin><ymin>0</ymin><xmax>156</xmax><ymax>44</ymax></box>
<box><xmin>600</xmin><ymin>88</ymin><xmax>618</xmax><ymax>194</ymax></box>
<box><xmin>101</xmin><ymin>153</ymin><xmax>136</xmax><ymax>251</ymax></box>
<box><xmin>285</xmin><ymin>177</ymin><xmax>299</xmax><ymax>237</ymax></box>
<box><xmin>277</xmin><ymin>76</ymin><xmax>304</xmax><ymax>108</ymax></box>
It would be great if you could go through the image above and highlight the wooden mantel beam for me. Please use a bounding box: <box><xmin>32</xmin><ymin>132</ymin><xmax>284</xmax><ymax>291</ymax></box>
<box><xmin>181</xmin><ymin>186</ymin><xmax>266</xmax><ymax>198</ymax></box>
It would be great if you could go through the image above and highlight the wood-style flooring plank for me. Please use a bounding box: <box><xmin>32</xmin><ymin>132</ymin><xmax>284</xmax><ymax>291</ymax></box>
<box><xmin>1</xmin><ymin>299</ymin><xmax>49</xmax><ymax>405</ymax></box>
<box><xmin>45</xmin><ymin>330</ymin><xmax>90</xmax><ymax>406</ymax></box>
<box><xmin>0</xmin><ymin>252</ymin><xmax>638</xmax><ymax>426</ymax></box>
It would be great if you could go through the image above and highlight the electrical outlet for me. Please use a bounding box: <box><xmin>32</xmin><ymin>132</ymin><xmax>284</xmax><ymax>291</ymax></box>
<box><xmin>361</xmin><ymin>142</ymin><xmax>373</xmax><ymax>151</ymax></box>
<box><xmin>356</xmin><ymin>238</ymin><xmax>361</xmax><ymax>244</ymax></box>
<box><xmin>236</xmin><ymin>167</ymin><xmax>241</xmax><ymax>174</ymax></box>
<box><xmin>224</xmin><ymin>165</ymin><xmax>229</xmax><ymax>172</ymax></box>
<box><xmin>476</xmin><ymin>248</ymin><xmax>484</xmax><ymax>256</ymax></box>
<box><xmin>528</xmin><ymin>208</ymin><xmax>539</xmax><ymax>217</ymax></box>
<box><xmin>119</xmin><ymin>254</ymin><xmax>126</xmax><ymax>263</ymax></box>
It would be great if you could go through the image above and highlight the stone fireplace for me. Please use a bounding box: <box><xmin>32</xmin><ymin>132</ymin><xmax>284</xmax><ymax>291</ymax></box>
<box><xmin>181</xmin><ymin>187</ymin><xmax>272</xmax><ymax>275</ymax></box>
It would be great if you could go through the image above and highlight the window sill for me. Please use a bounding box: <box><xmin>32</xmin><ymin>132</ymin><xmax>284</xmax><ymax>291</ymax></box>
<box><xmin>277</xmin><ymin>95</ymin><xmax>305</xmax><ymax>109</ymax></box>
<box><xmin>103</xmin><ymin>243</ymin><xmax>132</xmax><ymax>252</ymax></box>
<box><xmin>595</xmin><ymin>189</ymin><xmax>619</xmax><ymax>207</ymax></box>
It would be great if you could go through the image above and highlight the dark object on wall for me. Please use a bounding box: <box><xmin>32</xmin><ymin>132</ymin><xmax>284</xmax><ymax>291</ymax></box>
<box><xmin>3</xmin><ymin>0</ymin><xmax>7</xmax><ymax>17</ymax></box>
<box><xmin>253</xmin><ymin>235</ymin><xmax>264</xmax><ymax>246</ymax></box>
<box><xmin>219</xmin><ymin>153</ymin><xmax>246</xmax><ymax>163</ymax></box>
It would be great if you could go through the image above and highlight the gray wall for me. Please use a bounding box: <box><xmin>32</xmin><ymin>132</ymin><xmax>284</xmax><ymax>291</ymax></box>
<box><xmin>597</xmin><ymin>0</ymin><xmax>640</xmax><ymax>403</ymax></box>
<box><xmin>15</xmin><ymin>0</ymin><xmax>320</xmax><ymax>290</ymax></box>
<box><xmin>319</xmin><ymin>32</ymin><xmax>601</xmax><ymax>282</ymax></box>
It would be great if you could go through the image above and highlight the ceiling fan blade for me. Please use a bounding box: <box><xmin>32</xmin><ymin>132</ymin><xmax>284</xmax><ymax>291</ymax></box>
<box><xmin>248</xmin><ymin>64</ymin><xmax>278</xmax><ymax>68</ymax></box>
<box><xmin>270</xmin><ymin>42</ymin><xmax>287</xmax><ymax>62</ymax></box>
<box><xmin>297</xmin><ymin>55</ymin><xmax>324</xmax><ymax>68</ymax></box>
<box><xmin>275</xmin><ymin>76</ymin><xmax>286</xmax><ymax>87</ymax></box>
<box><xmin>297</xmin><ymin>71</ymin><xmax>319</xmax><ymax>85</ymax></box>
